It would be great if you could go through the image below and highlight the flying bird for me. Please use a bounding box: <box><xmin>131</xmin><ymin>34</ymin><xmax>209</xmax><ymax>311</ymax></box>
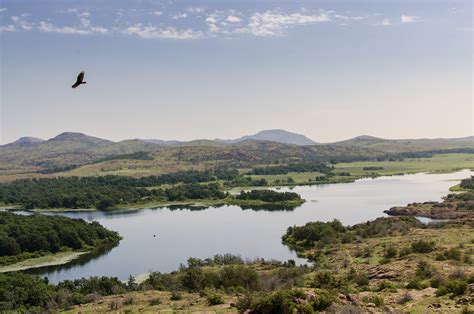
<box><xmin>72</xmin><ymin>71</ymin><xmax>87</xmax><ymax>88</ymax></box>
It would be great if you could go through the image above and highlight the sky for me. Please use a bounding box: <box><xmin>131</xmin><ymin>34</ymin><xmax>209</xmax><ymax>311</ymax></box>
<box><xmin>0</xmin><ymin>0</ymin><xmax>472</xmax><ymax>144</ymax></box>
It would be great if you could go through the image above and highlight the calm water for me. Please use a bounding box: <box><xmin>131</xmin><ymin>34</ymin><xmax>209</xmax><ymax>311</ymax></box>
<box><xmin>31</xmin><ymin>170</ymin><xmax>472</xmax><ymax>283</ymax></box>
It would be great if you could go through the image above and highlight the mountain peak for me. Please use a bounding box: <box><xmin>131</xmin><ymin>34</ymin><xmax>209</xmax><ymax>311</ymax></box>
<box><xmin>12</xmin><ymin>136</ymin><xmax>45</xmax><ymax>145</ymax></box>
<box><xmin>215</xmin><ymin>129</ymin><xmax>317</xmax><ymax>146</ymax></box>
<box><xmin>352</xmin><ymin>135</ymin><xmax>383</xmax><ymax>141</ymax></box>
<box><xmin>52</xmin><ymin>132</ymin><xmax>89</xmax><ymax>140</ymax></box>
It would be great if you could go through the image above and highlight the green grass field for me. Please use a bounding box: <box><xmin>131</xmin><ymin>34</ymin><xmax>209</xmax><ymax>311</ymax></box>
<box><xmin>240</xmin><ymin>154</ymin><xmax>474</xmax><ymax>188</ymax></box>
<box><xmin>333</xmin><ymin>153</ymin><xmax>474</xmax><ymax>176</ymax></box>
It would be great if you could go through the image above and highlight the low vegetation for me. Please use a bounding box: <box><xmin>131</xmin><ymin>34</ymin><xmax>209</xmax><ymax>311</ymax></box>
<box><xmin>249</xmin><ymin>162</ymin><xmax>333</xmax><ymax>175</ymax></box>
<box><xmin>0</xmin><ymin>174</ymin><xmax>307</xmax><ymax>210</ymax></box>
<box><xmin>0</xmin><ymin>212</ymin><xmax>120</xmax><ymax>266</ymax></box>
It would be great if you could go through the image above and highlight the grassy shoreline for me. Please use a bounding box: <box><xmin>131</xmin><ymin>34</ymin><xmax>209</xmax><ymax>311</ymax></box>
<box><xmin>0</xmin><ymin>251</ymin><xmax>88</xmax><ymax>273</ymax></box>
<box><xmin>7</xmin><ymin>167</ymin><xmax>471</xmax><ymax>213</ymax></box>
<box><xmin>25</xmin><ymin>197</ymin><xmax>305</xmax><ymax>213</ymax></box>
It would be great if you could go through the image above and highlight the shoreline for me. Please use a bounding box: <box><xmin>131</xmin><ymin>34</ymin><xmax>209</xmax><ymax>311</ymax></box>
<box><xmin>5</xmin><ymin>168</ymin><xmax>471</xmax><ymax>213</ymax></box>
<box><xmin>0</xmin><ymin>251</ymin><xmax>89</xmax><ymax>273</ymax></box>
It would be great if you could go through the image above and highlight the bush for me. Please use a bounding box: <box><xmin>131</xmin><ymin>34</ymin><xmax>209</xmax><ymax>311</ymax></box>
<box><xmin>240</xmin><ymin>289</ymin><xmax>332</xmax><ymax>313</ymax></box>
<box><xmin>406</xmin><ymin>279</ymin><xmax>428</xmax><ymax>290</ymax></box>
<box><xmin>384</xmin><ymin>245</ymin><xmax>397</xmax><ymax>259</ymax></box>
<box><xmin>312</xmin><ymin>271</ymin><xmax>339</xmax><ymax>289</ymax></box>
<box><xmin>399</xmin><ymin>246</ymin><xmax>412</xmax><ymax>257</ymax></box>
<box><xmin>312</xmin><ymin>289</ymin><xmax>334</xmax><ymax>311</ymax></box>
<box><xmin>353</xmin><ymin>273</ymin><xmax>369</xmax><ymax>288</ymax></box>
<box><xmin>450</xmin><ymin>267</ymin><xmax>467</xmax><ymax>280</ymax></box>
<box><xmin>411</xmin><ymin>240</ymin><xmax>436</xmax><ymax>253</ymax></box>
<box><xmin>430</xmin><ymin>275</ymin><xmax>445</xmax><ymax>288</ymax></box>
<box><xmin>416</xmin><ymin>260</ymin><xmax>434</xmax><ymax>279</ymax></box>
<box><xmin>362</xmin><ymin>295</ymin><xmax>384</xmax><ymax>307</ymax></box>
<box><xmin>170</xmin><ymin>291</ymin><xmax>182</xmax><ymax>300</ymax></box>
<box><xmin>436</xmin><ymin>279</ymin><xmax>468</xmax><ymax>296</ymax></box>
<box><xmin>207</xmin><ymin>293</ymin><xmax>225</xmax><ymax>305</ymax></box>
<box><xmin>149</xmin><ymin>298</ymin><xmax>161</xmax><ymax>306</ymax></box>
<box><xmin>436</xmin><ymin>248</ymin><xmax>462</xmax><ymax>261</ymax></box>
<box><xmin>376</xmin><ymin>280</ymin><xmax>394</xmax><ymax>292</ymax></box>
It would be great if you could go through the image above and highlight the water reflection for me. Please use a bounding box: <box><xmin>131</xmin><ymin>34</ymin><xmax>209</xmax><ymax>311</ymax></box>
<box><xmin>24</xmin><ymin>170</ymin><xmax>472</xmax><ymax>283</ymax></box>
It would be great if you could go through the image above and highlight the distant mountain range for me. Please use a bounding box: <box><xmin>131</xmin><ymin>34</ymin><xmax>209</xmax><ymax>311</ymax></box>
<box><xmin>0</xmin><ymin>129</ymin><xmax>472</xmax><ymax>180</ymax></box>
<box><xmin>4</xmin><ymin>129</ymin><xmax>471</xmax><ymax>149</ymax></box>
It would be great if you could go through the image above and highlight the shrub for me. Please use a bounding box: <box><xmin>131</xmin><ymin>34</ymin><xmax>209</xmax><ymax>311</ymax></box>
<box><xmin>399</xmin><ymin>246</ymin><xmax>411</xmax><ymax>257</ymax></box>
<box><xmin>436</xmin><ymin>279</ymin><xmax>468</xmax><ymax>296</ymax></box>
<box><xmin>353</xmin><ymin>273</ymin><xmax>369</xmax><ymax>288</ymax></box>
<box><xmin>406</xmin><ymin>279</ymin><xmax>428</xmax><ymax>290</ymax></box>
<box><xmin>376</xmin><ymin>280</ymin><xmax>394</xmax><ymax>292</ymax></box>
<box><xmin>170</xmin><ymin>291</ymin><xmax>182</xmax><ymax>300</ymax></box>
<box><xmin>312</xmin><ymin>289</ymin><xmax>334</xmax><ymax>311</ymax></box>
<box><xmin>411</xmin><ymin>240</ymin><xmax>436</xmax><ymax>253</ymax></box>
<box><xmin>436</xmin><ymin>248</ymin><xmax>462</xmax><ymax>261</ymax></box>
<box><xmin>362</xmin><ymin>295</ymin><xmax>384</xmax><ymax>307</ymax></box>
<box><xmin>207</xmin><ymin>293</ymin><xmax>225</xmax><ymax>305</ymax></box>
<box><xmin>416</xmin><ymin>260</ymin><xmax>434</xmax><ymax>279</ymax></box>
<box><xmin>312</xmin><ymin>271</ymin><xmax>339</xmax><ymax>289</ymax></box>
<box><xmin>149</xmin><ymin>298</ymin><xmax>161</xmax><ymax>306</ymax></box>
<box><xmin>430</xmin><ymin>275</ymin><xmax>446</xmax><ymax>288</ymax></box>
<box><xmin>450</xmin><ymin>267</ymin><xmax>467</xmax><ymax>280</ymax></box>
<box><xmin>384</xmin><ymin>245</ymin><xmax>397</xmax><ymax>258</ymax></box>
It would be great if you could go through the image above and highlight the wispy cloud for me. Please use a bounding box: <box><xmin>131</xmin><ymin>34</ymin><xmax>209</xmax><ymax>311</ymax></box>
<box><xmin>0</xmin><ymin>8</ymin><xmax>7</xmax><ymax>13</ymax></box>
<box><xmin>172</xmin><ymin>12</ymin><xmax>188</xmax><ymax>20</ymax></box>
<box><xmin>334</xmin><ymin>14</ymin><xmax>366</xmax><ymax>21</ymax></box>
<box><xmin>11</xmin><ymin>15</ymin><xmax>34</xmax><ymax>30</ymax></box>
<box><xmin>125</xmin><ymin>24</ymin><xmax>202</xmax><ymax>39</ymax></box>
<box><xmin>401</xmin><ymin>15</ymin><xmax>420</xmax><ymax>23</ymax></box>
<box><xmin>38</xmin><ymin>21</ymin><xmax>91</xmax><ymax>35</ymax></box>
<box><xmin>226</xmin><ymin>15</ymin><xmax>241</xmax><ymax>23</ymax></box>
<box><xmin>0</xmin><ymin>24</ymin><xmax>15</xmax><ymax>32</ymax></box>
<box><xmin>236</xmin><ymin>11</ymin><xmax>330</xmax><ymax>37</ymax></box>
<box><xmin>0</xmin><ymin>7</ymin><xmax>394</xmax><ymax>39</ymax></box>
<box><xmin>187</xmin><ymin>7</ymin><xmax>204</xmax><ymax>14</ymax></box>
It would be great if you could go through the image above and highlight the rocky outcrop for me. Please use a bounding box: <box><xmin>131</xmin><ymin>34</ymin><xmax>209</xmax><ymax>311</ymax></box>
<box><xmin>384</xmin><ymin>198</ymin><xmax>473</xmax><ymax>220</ymax></box>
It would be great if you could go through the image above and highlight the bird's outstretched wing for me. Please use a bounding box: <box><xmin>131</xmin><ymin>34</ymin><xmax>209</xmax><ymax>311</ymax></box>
<box><xmin>72</xmin><ymin>71</ymin><xmax>85</xmax><ymax>88</ymax></box>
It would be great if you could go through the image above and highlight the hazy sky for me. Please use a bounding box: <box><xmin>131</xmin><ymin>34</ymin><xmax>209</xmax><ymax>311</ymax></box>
<box><xmin>0</xmin><ymin>0</ymin><xmax>472</xmax><ymax>144</ymax></box>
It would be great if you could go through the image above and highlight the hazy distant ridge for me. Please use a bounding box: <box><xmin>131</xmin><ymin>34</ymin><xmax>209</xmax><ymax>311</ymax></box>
<box><xmin>215</xmin><ymin>129</ymin><xmax>317</xmax><ymax>146</ymax></box>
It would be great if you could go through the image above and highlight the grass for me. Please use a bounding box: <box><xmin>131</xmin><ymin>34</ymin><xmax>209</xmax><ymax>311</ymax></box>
<box><xmin>242</xmin><ymin>154</ymin><xmax>474</xmax><ymax>188</ymax></box>
<box><xmin>334</xmin><ymin>154</ymin><xmax>474</xmax><ymax>177</ymax></box>
<box><xmin>64</xmin><ymin>290</ymin><xmax>237</xmax><ymax>313</ymax></box>
<box><xmin>248</xmin><ymin>171</ymin><xmax>325</xmax><ymax>185</ymax></box>
<box><xmin>0</xmin><ymin>251</ymin><xmax>88</xmax><ymax>273</ymax></box>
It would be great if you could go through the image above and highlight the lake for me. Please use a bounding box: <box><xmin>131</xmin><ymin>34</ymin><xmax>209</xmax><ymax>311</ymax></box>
<box><xmin>31</xmin><ymin>170</ymin><xmax>472</xmax><ymax>283</ymax></box>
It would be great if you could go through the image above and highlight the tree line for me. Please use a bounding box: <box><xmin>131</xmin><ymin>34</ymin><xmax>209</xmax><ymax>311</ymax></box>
<box><xmin>236</xmin><ymin>190</ymin><xmax>302</xmax><ymax>203</ymax></box>
<box><xmin>0</xmin><ymin>177</ymin><xmax>228</xmax><ymax>210</ymax></box>
<box><xmin>249</xmin><ymin>162</ymin><xmax>333</xmax><ymax>175</ymax></box>
<box><xmin>0</xmin><ymin>212</ymin><xmax>121</xmax><ymax>264</ymax></box>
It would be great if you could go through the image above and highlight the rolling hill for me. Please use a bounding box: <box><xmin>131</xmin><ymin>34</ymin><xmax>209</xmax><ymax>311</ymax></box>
<box><xmin>0</xmin><ymin>130</ymin><xmax>472</xmax><ymax>182</ymax></box>
<box><xmin>215</xmin><ymin>129</ymin><xmax>317</xmax><ymax>146</ymax></box>
<box><xmin>332</xmin><ymin>135</ymin><xmax>474</xmax><ymax>153</ymax></box>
